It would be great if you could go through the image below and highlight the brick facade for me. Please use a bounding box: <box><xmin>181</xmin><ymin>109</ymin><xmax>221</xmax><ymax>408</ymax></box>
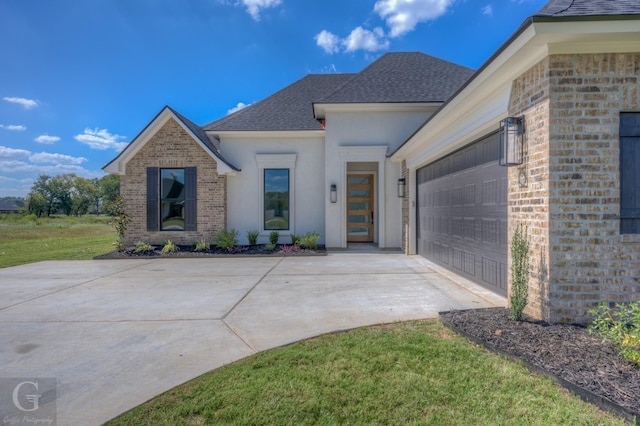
<box><xmin>121</xmin><ymin>117</ymin><xmax>227</xmax><ymax>245</ymax></box>
<box><xmin>509</xmin><ymin>53</ymin><xmax>640</xmax><ymax>323</ymax></box>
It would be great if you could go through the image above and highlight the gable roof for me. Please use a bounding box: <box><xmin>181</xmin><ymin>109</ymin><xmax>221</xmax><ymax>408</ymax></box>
<box><xmin>103</xmin><ymin>106</ymin><xmax>239</xmax><ymax>174</ymax></box>
<box><xmin>317</xmin><ymin>52</ymin><xmax>474</xmax><ymax>104</ymax></box>
<box><xmin>203</xmin><ymin>74</ymin><xmax>353</xmax><ymax>132</ymax></box>
<box><xmin>536</xmin><ymin>0</ymin><xmax>640</xmax><ymax>18</ymax></box>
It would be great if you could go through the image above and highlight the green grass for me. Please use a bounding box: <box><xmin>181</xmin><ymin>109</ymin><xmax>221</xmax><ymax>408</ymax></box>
<box><xmin>0</xmin><ymin>214</ymin><xmax>115</xmax><ymax>268</ymax></box>
<box><xmin>107</xmin><ymin>320</ymin><xmax>625</xmax><ymax>425</ymax></box>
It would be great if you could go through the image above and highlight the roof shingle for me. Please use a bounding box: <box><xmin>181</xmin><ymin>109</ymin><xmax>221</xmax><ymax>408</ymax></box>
<box><xmin>536</xmin><ymin>0</ymin><xmax>640</xmax><ymax>17</ymax></box>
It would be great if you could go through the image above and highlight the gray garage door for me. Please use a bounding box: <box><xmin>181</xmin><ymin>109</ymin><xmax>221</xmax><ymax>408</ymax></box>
<box><xmin>417</xmin><ymin>132</ymin><xmax>508</xmax><ymax>296</ymax></box>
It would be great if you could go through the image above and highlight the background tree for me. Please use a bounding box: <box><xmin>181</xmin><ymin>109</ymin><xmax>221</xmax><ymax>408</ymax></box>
<box><xmin>30</xmin><ymin>175</ymin><xmax>56</xmax><ymax>216</ymax></box>
<box><xmin>71</xmin><ymin>176</ymin><xmax>99</xmax><ymax>216</ymax></box>
<box><xmin>25</xmin><ymin>193</ymin><xmax>47</xmax><ymax>217</ymax></box>
<box><xmin>98</xmin><ymin>174</ymin><xmax>120</xmax><ymax>214</ymax></box>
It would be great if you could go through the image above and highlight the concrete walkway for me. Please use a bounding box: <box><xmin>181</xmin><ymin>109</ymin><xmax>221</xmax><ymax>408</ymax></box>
<box><xmin>0</xmin><ymin>253</ymin><xmax>505</xmax><ymax>425</ymax></box>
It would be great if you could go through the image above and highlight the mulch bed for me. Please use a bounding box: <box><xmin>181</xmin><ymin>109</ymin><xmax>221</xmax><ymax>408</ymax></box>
<box><xmin>95</xmin><ymin>244</ymin><xmax>326</xmax><ymax>259</ymax></box>
<box><xmin>440</xmin><ymin>308</ymin><xmax>640</xmax><ymax>421</ymax></box>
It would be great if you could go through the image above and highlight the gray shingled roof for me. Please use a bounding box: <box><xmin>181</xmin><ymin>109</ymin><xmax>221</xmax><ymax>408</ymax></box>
<box><xmin>203</xmin><ymin>74</ymin><xmax>354</xmax><ymax>132</ymax></box>
<box><xmin>318</xmin><ymin>52</ymin><xmax>474</xmax><ymax>104</ymax></box>
<box><xmin>536</xmin><ymin>0</ymin><xmax>640</xmax><ymax>17</ymax></box>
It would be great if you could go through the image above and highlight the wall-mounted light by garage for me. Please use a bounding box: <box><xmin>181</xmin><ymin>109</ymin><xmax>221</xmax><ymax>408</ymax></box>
<box><xmin>330</xmin><ymin>184</ymin><xmax>337</xmax><ymax>203</ymax></box>
<box><xmin>499</xmin><ymin>116</ymin><xmax>524</xmax><ymax>167</ymax></box>
<box><xmin>397</xmin><ymin>178</ymin><xmax>406</xmax><ymax>198</ymax></box>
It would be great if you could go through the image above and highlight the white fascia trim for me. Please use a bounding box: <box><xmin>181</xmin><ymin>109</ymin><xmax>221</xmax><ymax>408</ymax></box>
<box><xmin>393</xmin><ymin>19</ymin><xmax>640</xmax><ymax>166</ymax></box>
<box><xmin>314</xmin><ymin>103</ymin><xmax>441</xmax><ymax>119</ymax></box>
<box><xmin>103</xmin><ymin>108</ymin><xmax>236</xmax><ymax>175</ymax></box>
<box><xmin>207</xmin><ymin>130</ymin><xmax>325</xmax><ymax>139</ymax></box>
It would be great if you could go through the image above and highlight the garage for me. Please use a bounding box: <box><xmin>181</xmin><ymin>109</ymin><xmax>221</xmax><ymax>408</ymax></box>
<box><xmin>417</xmin><ymin>132</ymin><xmax>508</xmax><ymax>296</ymax></box>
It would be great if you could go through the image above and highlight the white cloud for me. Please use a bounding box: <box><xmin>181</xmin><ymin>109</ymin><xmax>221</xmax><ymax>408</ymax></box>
<box><xmin>343</xmin><ymin>27</ymin><xmax>389</xmax><ymax>52</ymax></box>
<box><xmin>0</xmin><ymin>176</ymin><xmax>34</xmax><ymax>197</ymax></box>
<box><xmin>0</xmin><ymin>124</ymin><xmax>26</xmax><ymax>131</ymax></box>
<box><xmin>374</xmin><ymin>0</ymin><xmax>455</xmax><ymax>38</ymax></box>
<box><xmin>34</xmin><ymin>134</ymin><xmax>61</xmax><ymax>144</ymax></box>
<box><xmin>315</xmin><ymin>27</ymin><xmax>389</xmax><ymax>54</ymax></box>
<box><xmin>3</xmin><ymin>96</ymin><xmax>39</xmax><ymax>109</ymax></box>
<box><xmin>227</xmin><ymin>102</ymin><xmax>251</xmax><ymax>115</ymax></box>
<box><xmin>29</xmin><ymin>152</ymin><xmax>87</xmax><ymax>165</ymax></box>
<box><xmin>482</xmin><ymin>4</ymin><xmax>493</xmax><ymax>16</ymax></box>
<box><xmin>0</xmin><ymin>146</ymin><xmax>30</xmax><ymax>159</ymax></box>
<box><xmin>242</xmin><ymin>0</ymin><xmax>282</xmax><ymax>21</ymax></box>
<box><xmin>315</xmin><ymin>30</ymin><xmax>341</xmax><ymax>55</ymax></box>
<box><xmin>74</xmin><ymin>128</ymin><xmax>127</xmax><ymax>151</ymax></box>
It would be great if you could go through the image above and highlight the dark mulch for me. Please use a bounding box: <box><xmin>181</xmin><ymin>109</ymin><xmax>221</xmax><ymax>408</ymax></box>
<box><xmin>440</xmin><ymin>307</ymin><xmax>640</xmax><ymax>421</ymax></box>
<box><xmin>95</xmin><ymin>244</ymin><xmax>326</xmax><ymax>259</ymax></box>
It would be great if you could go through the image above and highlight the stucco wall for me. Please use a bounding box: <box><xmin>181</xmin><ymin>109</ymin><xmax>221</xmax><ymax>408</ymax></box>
<box><xmin>121</xmin><ymin>118</ymin><xmax>226</xmax><ymax>246</ymax></box>
<box><xmin>324</xmin><ymin>110</ymin><xmax>431</xmax><ymax>248</ymax></box>
<box><xmin>509</xmin><ymin>53</ymin><xmax>640</xmax><ymax>323</ymax></box>
<box><xmin>220</xmin><ymin>136</ymin><xmax>325</xmax><ymax>245</ymax></box>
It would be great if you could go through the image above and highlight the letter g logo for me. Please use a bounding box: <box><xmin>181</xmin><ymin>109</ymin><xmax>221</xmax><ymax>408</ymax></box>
<box><xmin>12</xmin><ymin>380</ymin><xmax>41</xmax><ymax>412</ymax></box>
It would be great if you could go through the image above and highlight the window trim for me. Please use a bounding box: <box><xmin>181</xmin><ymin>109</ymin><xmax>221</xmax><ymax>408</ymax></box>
<box><xmin>256</xmin><ymin>154</ymin><xmax>297</xmax><ymax>235</ymax></box>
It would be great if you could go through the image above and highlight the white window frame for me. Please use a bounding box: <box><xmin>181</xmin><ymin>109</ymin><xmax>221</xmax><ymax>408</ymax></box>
<box><xmin>256</xmin><ymin>154</ymin><xmax>297</xmax><ymax>235</ymax></box>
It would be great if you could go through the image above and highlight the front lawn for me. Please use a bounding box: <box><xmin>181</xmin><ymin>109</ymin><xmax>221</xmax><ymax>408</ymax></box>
<box><xmin>0</xmin><ymin>214</ymin><xmax>115</xmax><ymax>268</ymax></box>
<box><xmin>107</xmin><ymin>320</ymin><xmax>624</xmax><ymax>425</ymax></box>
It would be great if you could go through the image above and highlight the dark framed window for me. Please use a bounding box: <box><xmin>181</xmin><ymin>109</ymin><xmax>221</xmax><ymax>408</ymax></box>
<box><xmin>161</xmin><ymin>169</ymin><xmax>185</xmax><ymax>231</ymax></box>
<box><xmin>264</xmin><ymin>169</ymin><xmax>289</xmax><ymax>230</ymax></box>
<box><xmin>147</xmin><ymin>167</ymin><xmax>196</xmax><ymax>232</ymax></box>
<box><xmin>620</xmin><ymin>112</ymin><xmax>640</xmax><ymax>234</ymax></box>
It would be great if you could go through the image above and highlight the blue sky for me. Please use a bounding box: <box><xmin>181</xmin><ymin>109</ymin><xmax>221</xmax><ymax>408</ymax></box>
<box><xmin>0</xmin><ymin>0</ymin><xmax>547</xmax><ymax>197</ymax></box>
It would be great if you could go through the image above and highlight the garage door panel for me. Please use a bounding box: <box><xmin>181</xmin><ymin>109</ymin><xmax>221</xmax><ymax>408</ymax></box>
<box><xmin>417</xmin><ymin>132</ymin><xmax>507</xmax><ymax>296</ymax></box>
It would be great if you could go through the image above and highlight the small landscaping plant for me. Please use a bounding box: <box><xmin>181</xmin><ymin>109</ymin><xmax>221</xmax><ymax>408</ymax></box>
<box><xmin>589</xmin><ymin>301</ymin><xmax>640</xmax><ymax>366</ymax></box>
<box><xmin>108</xmin><ymin>196</ymin><xmax>130</xmax><ymax>251</ymax></box>
<box><xmin>290</xmin><ymin>234</ymin><xmax>300</xmax><ymax>245</ymax></box>
<box><xmin>264</xmin><ymin>243</ymin><xmax>276</xmax><ymax>251</ymax></box>
<box><xmin>298</xmin><ymin>231</ymin><xmax>321</xmax><ymax>250</ymax></box>
<box><xmin>247</xmin><ymin>230</ymin><xmax>259</xmax><ymax>246</ymax></box>
<box><xmin>510</xmin><ymin>224</ymin><xmax>529</xmax><ymax>321</ymax></box>
<box><xmin>280</xmin><ymin>244</ymin><xmax>300</xmax><ymax>254</ymax></box>
<box><xmin>193</xmin><ymin>238</ymin><xmax>210</xmax><ymax>252</ymax></box>
<box><xmin>215</xmin><ymin>229</ymin><xmax>239</xmax><ymax>251</ymax></box>
<box><xmin>269</xmin><ymin>230</ymin><xmax>279</xmax><ymax>246</ymax></box>
<box><xmin>134</xmin><ymin>241</ymin><xmax>153</xmax><ymax>253</ymax></box>
<box><xmin>161</xmin><ymin>240</ymin><xmax>179</xmax><ymax>254</ymax></box>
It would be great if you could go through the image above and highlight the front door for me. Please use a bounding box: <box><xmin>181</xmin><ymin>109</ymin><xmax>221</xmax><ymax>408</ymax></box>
<box><xmin>347</xmin><ymin>174</ymin><xmax>374</xmax><ymax>242</ymax></box>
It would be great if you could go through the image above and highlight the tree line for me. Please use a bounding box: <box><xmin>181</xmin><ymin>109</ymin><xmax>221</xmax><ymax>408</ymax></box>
<box><xmin>25</xmin><ymin>173</ymin><xmax>120</xmax><ymax>217</ymax></box>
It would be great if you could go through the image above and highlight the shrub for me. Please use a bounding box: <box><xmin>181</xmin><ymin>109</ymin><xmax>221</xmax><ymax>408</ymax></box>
<box><xmin>161</xmin><ymin>240</ymin><xmax>179</xmax><ymax>254</ymax></box>
<box><xmin>510</xmin><ymin>224</ymin><xmax>529</xmax><ymax>321</ymax></box>
<box><xmin>264</xmin><ymin>243</ymin><xmax>276</xmax><ymax>251</ymax></box>
<box><xmin>589</xmin><ymin>301</ymin><xmax>640</xmax><ymax>366</ymax></box>
<box><xmin>290</xmin><ymin>234</ymin><xmax>300</xmax><ymax>245</ymax></box>
<box><xmin>269</xmin><ymin>230</ymin><xmax>279</xmax><ymax>246</ymax></box>
<box><xmin>281</xmin><ymin>244</ymin><xmax>300</xmax><ymax>254</ymax></box>
<box><xmin>298</xmin><ymin>231</ymin><xmax>321</xmax><ymax>250</ymax></box>
<box><xmin>194</xmin><ymin>238</ymin><xmax>210</xmax><ymax>252</ymax></box>
<box><xmin>108</xmin><ymin>196</ymin><xmax>130</xmax><ymax>251</ymax></box>
<box><xmin>247</xmin><ymin>230</ymin><xmax>259</xmax><ymax>246</ymax></box>
<box><xmin>215</xmin><ymin>229</ymin><xmax>239</xmax><ymax>251</ymax></box>
<box><xmin>134</xmin><ymin>241</ymin><xmax>153</xmax><ymax>253</ymax></box>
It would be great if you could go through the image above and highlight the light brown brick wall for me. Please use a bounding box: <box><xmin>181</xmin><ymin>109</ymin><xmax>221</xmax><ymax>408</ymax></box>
<box><xmin>509</xmin><ymin>53</ymin><xmax>640</xmax><ymax>324</ymax></box>
<box><xmin>120</xmin><ymin>117</ymin><xmax>226</xmax><ymax>246</ymax></box>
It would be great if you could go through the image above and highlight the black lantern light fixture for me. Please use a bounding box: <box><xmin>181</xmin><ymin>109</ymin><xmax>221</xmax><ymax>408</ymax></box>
<box><xmin>397</xmin><ymin>178</ymin><xmax>406</xmax><ymax>198</ymax></box>
<box><xmin>499</xmin><ymin>116</ymin><xmax>524</xmax><ymax>166</ymax></box>
<box><xmin>330</xmin><ymin>184</ymin><xmax>337</xmax><ymax>203</ymax></box>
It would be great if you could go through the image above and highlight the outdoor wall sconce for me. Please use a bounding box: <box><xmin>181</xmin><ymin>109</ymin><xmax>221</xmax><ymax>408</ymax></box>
<box><xmin>499</xmin><ymin>116</ymin><xmax>524</xmax><ymax>167</ymax></box>
<box><xmin>330</xmin><ymin>184</ymin><xmax>337</xmax><ymax>203</ymax></box>
<box><xmin>397</xmin><ymin>178</ymin><xmax>406</xmax><ymax>198</ymax></box>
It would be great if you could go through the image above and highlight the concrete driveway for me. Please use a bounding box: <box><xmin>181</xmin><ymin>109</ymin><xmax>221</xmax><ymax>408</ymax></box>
<box><xmin>0</xmin><ymin>253</ymin><xmax>505</xmax><ymax>425</ymax></box>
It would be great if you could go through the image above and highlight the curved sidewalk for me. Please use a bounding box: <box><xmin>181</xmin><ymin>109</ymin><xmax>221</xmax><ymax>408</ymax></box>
<box><xmin>0</xmin><ymin>253</ymin><xmax>505</xmax><ymax>425</ymax></box>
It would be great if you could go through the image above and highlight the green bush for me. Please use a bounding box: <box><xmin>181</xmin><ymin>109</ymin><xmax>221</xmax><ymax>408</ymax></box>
<box><xmin>290</xmin><ymin>234</ymin><xmax>300</xmax><ymax>245</ymax></box>
<box><xmin>589</xmin><ymin>301</ymin><xmax>640</xmax><ymax>366</ymax></box>
<box><xmin>510</xmin><ymin>224</ymin><xmax>529</xmax><ymax>321</ymax></box>
<box><xmin>161</xmin><ymin>240</ymin><xmax>179</xmax><ymax>254</ymax></box>
<box><xmin>247</xmin><ymin>230</ymin><xmax>259</xmax><ymax>246</ymax></box>
<box><xmin>215</xmin><ymin>229</ymin><xmax>239</xmax><ymax>250</ymax></box>
<box><xmin>108</xmin><ymin>196</ymin><xmax>130</xmax><ymax>251</ymax></box>
<box><xmin>264</xmin><ymin>243</ymin><xmax>276</xmax><ymax>251</ymax></box>
<box><xmin>194</xmin><ymin>238</ymin><xmax>210</xmax><ymax>252</ymax></box>
<box><xmin>298</xmin><ymin>231</ymin><xmax>321</xmax><ymax>250</ymax></box>
<box><xmin>269</xmin><ymin>230</ymin><xmax>279</xmax><ymax>245</ymax></box>
<box><xmin>134</xmin><ymin>241</ymin><xmax>153</xmax><ymax>253</ymax></box>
